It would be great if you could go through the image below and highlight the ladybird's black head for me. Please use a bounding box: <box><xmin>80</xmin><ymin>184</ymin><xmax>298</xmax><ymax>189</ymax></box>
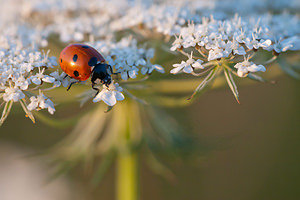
<box><xmin>91</xmin><ymin>63</ymin><xmax>112</xmax><ymax>87</ymax></box>
<box><xmin>102</xmin><ymin>75</ymin><xmax>112</xmax><ymax>86</ymax></box>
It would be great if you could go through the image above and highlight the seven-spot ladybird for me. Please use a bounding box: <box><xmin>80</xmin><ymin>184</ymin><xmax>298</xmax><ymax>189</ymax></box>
<box><xmin>59</xmin><ymin>44</ymin><xmax>112</xmax><ymax>93</ymax></box>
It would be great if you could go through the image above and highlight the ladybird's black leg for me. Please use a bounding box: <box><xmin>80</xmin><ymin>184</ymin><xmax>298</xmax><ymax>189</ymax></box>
<box><xmin>67</xmin><ymin>81</ymin><xmax>76</xmax><ymax>91</ymax></box>
<box><xmin>107</xmin><ymin>64</ymin><xmax>119</xmax><ymax>75</ymax></box>
<box><xmin>92</xmin><ymin>82</ymin><xmax>100</xmax><ymax>96</ymax></box>
<box><xmin>108</xmin><ymin>65</ymin><xmax>119</xmax><ymax>81</ymax></box>
<box><xmin>63</xmin><ymin>74</ymin><xmax>69</xmax><ymax>79</ymax></box>
<box><xmin>109</xmin><ymin>65</ymin><xmax>115</xmax><ymax>74</ymax></box>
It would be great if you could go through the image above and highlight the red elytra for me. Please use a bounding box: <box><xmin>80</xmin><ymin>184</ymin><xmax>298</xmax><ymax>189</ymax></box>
<box><xmin>59</xmin><ymin>44</ymin><xmax>105</xmax><ymax>81</ymax></box>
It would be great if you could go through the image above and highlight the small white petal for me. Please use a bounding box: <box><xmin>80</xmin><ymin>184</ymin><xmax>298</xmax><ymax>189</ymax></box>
<box><xmin>170</xmin><ymin>66</ymin><xmax>183</xmax><ymax>74</ymax></box>
<box><xmin>192</xmin><ymin>60</ymin><xmax>204</xmax><ymax>69</ymax></box>
<box><xmin>42</xmin><ymin>76</ymin><xmax>56</xmax><ymax>83</ymax></box>
<box><xmin>32</xmin><ymin>77</ymin><xmax>42</xmax><ymax>85</ymax></box>
<box><xmin>260</xmin><ymin>39</ymin><xmax>272</xmax><ymax>48</ymax></box>
<box><xmin>141</xmin><ymin>67</ymin><xmax>148</xmax><ymax>75</ymax></box>
<box><xmin>183</xmin><ymin>65</ymin><xmax>193</xmax><ymax>73</ymax></box>
<box><xmin>114</xmin><ymin>91</ymin><xmax>125</xmax><ymax>101</ymax></box>
<box><xmin>121</xmin><ymin>72</ymin><xmax>128</xmax><ymax>80</ymax></box>
<box><xmin>128</xmin><ymin>70</ymin><xmax>137</xmax><ymax>79</ymax></box>
<box><xmin>27</xmin><ymin>101</ymin><xmax>38</xmax><ymax>111</ymax></box>
<box><xmin>234</xmin><ymin>46</ymin><xmax>246</xmax><ymax>55</ymax></box>
<box><xmin>93</xmin><ymin>90</ymin><xmax>105</xmax><ymax>103</ymax></box>
<box><xmin>101</xmin><ymin>92</ymin><xmax>117</xmax><ymax>106</ymax></box>
<box><xmin>153</xmin><ymin>65</ymin><xmax>165</xmax><ymax>73</ymax></box>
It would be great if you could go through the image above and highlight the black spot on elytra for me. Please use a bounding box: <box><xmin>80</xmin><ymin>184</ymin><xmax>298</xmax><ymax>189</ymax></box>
<box><xmin>88</xmin><ymin>57</ymin><xmax>97</xmax><ymax>67</ymax></box>
<box><xmin>60</xmin><ymin>58</ymin><xmax>62</xmax><ymax>63</ymax></box>
<box><xmin>73</xmin><ymin>54</ymin><xmax>78</xmax><ymax>62</ymax></box>
<box><xmin>81</xmin><ymin>45</ymin><xmax>90</xmax><ymax>49</ymax></box>
<box><xmin>73</xmin><ymin>70</ymin><xmax>79</xmax><ymax>77</ymax></box>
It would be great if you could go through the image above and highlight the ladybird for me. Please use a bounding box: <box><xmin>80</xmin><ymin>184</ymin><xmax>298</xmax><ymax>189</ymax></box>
<box><xmin>59</xmin><ymin>44</ymin><xmax>112</xmax><ymax>93</ymax></box>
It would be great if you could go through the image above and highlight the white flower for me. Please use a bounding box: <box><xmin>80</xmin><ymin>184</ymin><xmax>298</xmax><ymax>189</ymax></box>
<box><xmin>234</xmin><ymin>29</ymin><xmax>248</xmax><ymax>44</ymax></box>
<box><xmin>27</xmin><ymin>90</ymin><xmax>55</xmax><ymax>114</ymax></box>
<box><xmin>141</xmin><ymin>63</ymin><xmax>165</xmax><ymax>75</ymax></box>
<box><xmin>31</xmin><ymin>67</ymin><xmax>56</xmax><ymax>85</ymax></box>
<box><xmin>3</xmin><ymin>86</ymin><xmax>25</xmax><ymax>102</ymax></box>
<box><xmin>170</xmin><ymin>34</ymin><xmax>183</xmax><ymax>51</ymax></box>
<box><xmin>93</xmin><ymin>82</ymin><xmax>125</xmax><ymax>106</ymax></box>
<box><xmin>234</xmin><ymin>57</ymin><xmax>266</xmax><ymax>77</ymax></box>
<box><xmin>49</xmin><ymin>71</ymin><xmax>71</xmax><ymax>87</ymax></box>
<box><xmin>120</xmin><ymin>67</ymin><xmax>139</xmax><ymax>80</ymax></box>
<box><xmin>244</xmin><ymin>34</ymin><xmax>272</xmax><ymax>50</ymax></box>
<box><xmin>207</xmin><ymin>41</ymin><xmax>231</xmax><ymax>61</ymax></box>
<box><xmin>228</xmin><ymin>39</ymin><xmax>246</xmax><ymax>55</ymax></box>
<box><xmin>267</xmin><ymin>36</ymin><xmax>300</xmax><ymax>53</ymax></box>
<box><xmin>171</xmin><ymin>52</ymin><xmax>204</xmax><ymax>74</ymax></box>
<box><xmin>14</xmin><ymin>76</ymin><xmax>29</xmax><ymax>90</ymax></box>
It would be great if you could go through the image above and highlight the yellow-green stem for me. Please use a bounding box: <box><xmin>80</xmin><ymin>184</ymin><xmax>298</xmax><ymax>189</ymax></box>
<box><xmin>116</xmin><ymin>152</ymin><xmax>138</xmax><ymax>200</ymax></box>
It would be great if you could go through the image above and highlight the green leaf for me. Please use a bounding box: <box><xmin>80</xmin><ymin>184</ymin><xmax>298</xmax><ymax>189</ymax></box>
<box><xmin>34</xmin><ymin>111</ymin><xmax>79</xmax><ymax>128</ymax></box>
<box><xmin>277</xmin><ymin>59</ymin><xmax>300</xmax><ymax>80</ymax></box>
<box><xmin>188</xmin><ymin>66</ymin><xmax>219</xmax><ymax>100</ymax></box>
<box><xmin>146</xmin><ymin>151</ymin><xmax>176</xmax><ymax>183</ymax></box>
<box><xmin>0</xmin><ymin>100</ymin><xmax>13</xmax><ymax>127</ymax></box>
<box><xmin>224</xmin><ymin>68</ymin><xmax>240</xmax><ymax>104</ymax></box>
<box><xmin>123</xmin><ymin>88</ymin><xmax>148</xmax><ymax>105</ymax></box>
<box><xmin>91</xmin><ymin>149</ymin><xmax>115</xmax><ymax>185</ymax></box>
<box><xmin>77</xmin><ymin>89</ymin><xmax>95</xmax><ymax>107</ymax></box>
<box><xmin>19</xmin><ymin>99</ymin><xmax>35</xmax><ymax>124</ymax></box>
<box><xmin>247</xmin><ymin>73</ymin><xmax>267</xmax><ymax>83</ymax></box>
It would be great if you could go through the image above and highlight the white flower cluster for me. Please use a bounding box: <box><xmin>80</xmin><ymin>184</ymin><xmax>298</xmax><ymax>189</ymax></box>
<box><xmin>171</xmin><ymin>51</ymin><xmax>204</xmax><ymax>74</ymax></box>
<box><xmin>0</xmin><ymin>36</ymin><xmax>70</xmax><ymax>124</ymax></box>
<box><xmin>169</xmin><ymin>14</ymin><xmax>300</xmax><ymax>102</ymax></box>
<box><xmin>92</xmin><ymin>37</ymin><xmax>164</xmax><ymax>81</ymax></box>
<box><xmin>171</xmin><ymin>14</ymin><xmax>300</xmax><ymax>77</ymax></box>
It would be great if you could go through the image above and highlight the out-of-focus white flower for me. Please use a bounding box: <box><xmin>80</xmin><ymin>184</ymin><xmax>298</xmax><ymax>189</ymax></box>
<box><xmin>93</xmin><ymin>82</ymin><xmax>124</xmax><ymax>106</ymax></box>
<box><xmin>171</xmin><ymin>52</ymin><xmax>204</xmax><ymax>74</ymax></box>
<box><xmin>234</xmin><ymin>57</ymin><xmax>266</xmax><ymax>77</ymax></box>
<box><xmin>27</xmin><ymin>90</ymin><xmax>55</xmax><ymax>114</ymax></box>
